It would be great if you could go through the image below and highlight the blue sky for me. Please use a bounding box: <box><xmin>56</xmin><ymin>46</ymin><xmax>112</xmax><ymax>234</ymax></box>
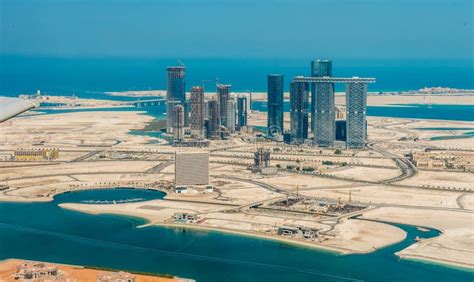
<box><xmin>0</xmin><ymin>0</ymin><xmax>472</xmax><ymax>59</ymax></box>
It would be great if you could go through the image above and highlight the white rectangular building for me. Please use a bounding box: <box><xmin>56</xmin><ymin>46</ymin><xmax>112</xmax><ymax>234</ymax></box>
<box><xmin>175</xmin><ymin>151</ymin><xmax>209</xmax><ymax>185</ymax></box>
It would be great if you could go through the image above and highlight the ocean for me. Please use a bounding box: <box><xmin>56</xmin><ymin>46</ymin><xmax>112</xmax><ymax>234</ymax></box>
<box><xmin>252</xmin><ymin>102</ymin><xmax>474</xmax><ymax>122</ymax></box>
<box><xmin>0</xmin><ymin>56</ymin><xmax>473</xmax><ymax>96</ymax></box>
<box><xmin>0</xmin><ymin>189</ymin><xmax>472</xmax><ymax>282</ymax></box>
<box><xmin>1</xmin><ymin>57</ymin><xmax>473</xmax><ymax>281</ymax></box>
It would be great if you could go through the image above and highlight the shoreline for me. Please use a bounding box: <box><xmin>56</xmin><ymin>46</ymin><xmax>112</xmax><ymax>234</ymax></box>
<box><xmin>58</xmin><ymin>204</ymin><xmax>347</xmax><ymax>255</ymax></box>
<box><xmin>3</xmin><ymin>200</ymin><xmax>472</xmax><ymax>278</ymax></box>
<box><xmin>359</xmin><ymin>212</ymin><xmax>474</xmax><ymax>271</ymax></box>
<box><xmin>59</xmin><ymin>201</ymin><xmax>412</xmax><ymax>257</ymax></box>
<box><xmin>397</xmin><ymin>254</ymin><xmax>474</xmax><ymax>273</ymax></box>
<box><xmin>58</xmin><ymin>203</ymin><xmax>474</xmax><ymax>272</ymax></box>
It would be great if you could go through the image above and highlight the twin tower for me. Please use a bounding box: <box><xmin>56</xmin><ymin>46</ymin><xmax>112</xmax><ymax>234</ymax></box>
<box><xmin>268</xmin><ymin>60</ymin><xmax>375</xmax><ymax>149</ymax></box>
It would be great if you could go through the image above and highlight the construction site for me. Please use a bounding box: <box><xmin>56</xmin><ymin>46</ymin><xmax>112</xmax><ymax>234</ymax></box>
<box><xmin>0</xmin><ymin>94</ymin><xmax>473</xmax><ymax>270</ymax></box>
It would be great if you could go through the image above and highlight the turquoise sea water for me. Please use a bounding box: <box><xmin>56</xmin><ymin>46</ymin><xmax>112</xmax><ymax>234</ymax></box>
<box><xmin>414</xmin><ymin>128</ymin><xmax>474</xmax><ymax>131</ymax></box>
<box><xmin>0</xmin><ymin>189</ymin><xmax>472</xmax><ymax>282</ymax></box>
<box><xmin>252</xmin><ymin>102</ymin><xmax>474</xmax><ymax>122</ymax></box>
<box><xmin>1</xmin><ymin>57</ymin><xmax>473</xmax><ymax>280</ymax></box>
<box><xmin>28</xmin><ymin>100</ymin><xmax>474</xmax><ymax>123</ymax></box>
<box><xmin>430</xmin><ymin>131</ymin><xmax>474</xmax><ymax>141</ymax></box>
<box><xmin>1</xmin><ymin>57</ymin><xmax>473</xmax><ymax>95</ymax></box>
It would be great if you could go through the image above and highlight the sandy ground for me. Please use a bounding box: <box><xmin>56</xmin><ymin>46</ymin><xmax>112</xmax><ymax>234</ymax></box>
<box><xmin>60</xmin><ymin>199</ymin><xmax>405</xmax><ymax>255</ymax></box>
<box><xmin>250</xmin><ymin>92</ymin><xmax>474</xmax><ymax>105</ymax></box>
<box><xmin>1</xmin><ymin>102</ymin><xmax>473</xmax><ymax>271</ymax></box>
<box><xmin>256</xmin><ymin>173</ymin><xmax>353</xmax><ymax>190</ymax></box>
<box><xmin>362</xmin><ymin>207</ymin><xmax>474</xmax><ymax>269</ymax></box>
<box><xmin>397</xmin><ymin>170</ymin><xmax>473</xmax><ymax>190</ymax></box>
<box><xmin>0</xmin><ymin>111</ymin><xmax>155</xmax><ymax>149</ymax></box>
<box><xmin>328</xmin><ymin>166</ymin><xmax>400</xmax><ymax>182</ymax></box>
<box><xmin>0</xmin><ymin>259</ymin><xmax>179</xmax><ymax>281</ymax></box>
<box><xmin>324</xmin><ymin>218</ymin><xmax>406</xmax><ymax>253</ymax></box>
<box><xmin>300</xmin><ymin>185</ymin><xmax>463</xmax><ymax>209</ymax></box>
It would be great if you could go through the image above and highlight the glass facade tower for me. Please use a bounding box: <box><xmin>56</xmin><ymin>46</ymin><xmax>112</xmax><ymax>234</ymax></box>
<box><xmin>190</xmin><ymin>86</ymin><xmax>205</xmax><ymax>140</ymax></box>
<box><xmin>206</xmin><ymin>99</ymin><xmax>220</xmax><ymax>140</ymax></box>
<box><xmin>311</xmin><ymin>60</ymin><xmax>334</xmax><ymax>146</ymax></box>
<box><xmin>217</xmin><ymin>84</ymin><xmax>231</xmax><ymax>126</ymax></box>
<box><xmin>311</xmin><ymin>60</ymin><xmax>332</xmax><ymax>135</ymax></box>
<box><xmin>236</xmin><ymin>97</ymin><xmax>248</xmax><ymax>130</ymax></box>
<box><xmin>166</xmin><ymin>66</ymin><xmax>186</xmax><ymax>132</ymax></box>
<box><xmin>346</xmin><ymin>82</ymin><xmax>368</xmax><ymax>148</ymax></box>
<box><xmin>290</xmin><ymin>81</ymin><xmax>309</xmax><ymax>144</ymax></box>
<box><xmin>267</xmin><ymin>74</ymin><xmax>284</xmax><ymax>137</ymax></box>
<box><xmin>313</xmin><ymin>82</ymin><xmax>335</xmax><ymax>147</ymax></box>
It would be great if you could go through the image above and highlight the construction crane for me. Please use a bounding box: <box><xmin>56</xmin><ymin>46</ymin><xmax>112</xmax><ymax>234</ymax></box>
<box><xmin>201</xmin><ymin>78</ymin><xmax>219</xmax><ymax>89</ymax></box>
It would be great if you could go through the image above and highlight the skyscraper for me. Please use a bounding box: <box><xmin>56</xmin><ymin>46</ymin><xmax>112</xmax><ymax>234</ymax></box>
<box><xmin>311</xmin><ymin>60</ymin><xmax>332</xmax><ymax>134</ymax></box>
<box><xmin>173</xmin><ymin>104</ymin><xmax>185</xmax><ymax>141</ymax></box>
<box><xmin>217</xmin><ymin>84</ymin><xmax>231</xmax><ymax>126</ymax></box>
<box><xmin>292</xmin><ymin>75</ymin><xmax>375</xmax><ymax>149</ymax></box>
<box><xmin>346</xmin><ymin>82</ymin><xmax>368</xmax><ymax>148</ymax></box>
<box><xmin>267</xmin><ymin>74</ymin><xmax>284</xmax><ymax>137</ymax></box>
<box><xmin>313</xmin><ymin>81</ymin><xmax>335</xmax><ymax>147</ymax></box>
<box><xmin>183</xmin><ymin>99</ymin><xmax>190</xmax><ymax>127</ymax></box>
<box><xmin>226</xmin><ymin>99</ymin><xmax>236</xmax><ymax>132</ymax></box>
<box><xmin>166</xmin><ymin>66</ymin><xmax>186</xmax><ymax>132</ymax></box>
<box><xmin>236</xmin><ymin>96</ymin><xmax>248</xmax><ymax>130</ymax></box>
<box><xmin>311</xmin><ymin>60</ymin><xmax>335</xmax><ymax>147</ymax></box>
<box><xmin>290</xmin><ymin>80</ymin><xmax>309</xmax><ymax>144</ymax></box>
<box><xmin>206</xmin><ymin>99</ymin><xmax>220</xmax><ymax>139</ymax></box>
<box><xmin>190</xmin><ymin>86</ymin><xmax>205</xmax><ymax>140</ymax></box>
<box><xmin>311</xmin><ymin>59</ymin><xmax>332</xmax><ymax>77</ymax></box>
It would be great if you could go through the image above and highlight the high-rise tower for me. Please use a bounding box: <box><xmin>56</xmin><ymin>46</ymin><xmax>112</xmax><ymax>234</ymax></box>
<box><xmin>290</xmin><ymin>80</ymin><xmax>309</xmax><ymax>144</ymax></box>
<box><xmin>267</xmin><ymin>74</ymin><xmax>284</xmax><ymax>138</ymax></box>
<box><xmin>190</xmin><ymin>86</ymin><xmax>205</xmax><ymax>140</ymax></box>
<box><xmin>345</xmin><ymin>82</ymin><xmax>368</xmax><ymax>148</ymax></box>
<box><xmin>217</xmin><ymin>84</ymin><xmax>231</xmax><ymax>126</ymax></box>
<box><xmin>226</xmin><ymin>99</ymin><xmax>236</xmax><ymax>132</ymax></box>
<box><xmin>206</xmin><ymin>99</ymin><xmax>220</xmax><ymax>140</ymax></box>
<box><xmin>236</xmin><ymin>96</ymin><xmax>248</xmax><ymax>130</ymax></box>
<box><xmin>166</xmin><ymin>66</ymin><xmax>186</xmax><ymax>133</ymax></box>
<box><xmin>173</xmin><ymin>104</ymin><xmax>185</xmax><ymax>141</ymax></box>
<box><xmin>311</xmin><ymin>60</ymin><xmax>335</xmax><ymax>147</ymax></box>
<box><xmin>292</xmin><ymin>75</ymin><xmax>375</xmax><ymax>149</ymax></box>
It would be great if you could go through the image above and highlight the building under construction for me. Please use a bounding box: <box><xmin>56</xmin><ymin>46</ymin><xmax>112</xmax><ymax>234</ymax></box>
<box><xmin>254</xmin><ymin>148</ymin><xmax>270</xmax><ymax>168</ymax></box>
<box><xmin>251</xmin><ymin>148</ymin><xmax>277</xmax><ymax>174</ymax></box>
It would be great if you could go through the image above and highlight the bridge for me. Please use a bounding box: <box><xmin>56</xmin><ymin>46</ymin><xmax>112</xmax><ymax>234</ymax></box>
<box><xmin>125</xmin><ymin>99</ymin><xmax>166</xmax><ymax>107</ymax></box>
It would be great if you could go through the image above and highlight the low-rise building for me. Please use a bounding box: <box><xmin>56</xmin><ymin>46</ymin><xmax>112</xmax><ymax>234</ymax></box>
<box><xmin>173</xmin><ymin>212</ymin><xmax>198</xmax><ymax>223</ymax></box>
<box><xmin>14</xmin><ymin>148</ymin><xmax>59</xmax><ymax>161</ymax></box>
<box><xmin>14</xmin><ymin>262</ymin><xmax>60</xmax><ymax>280</ymax></box>
<box><xmin>174</xmin><ymin>185</ymin><xmax>188</xmax><ymax>194</ymax></box>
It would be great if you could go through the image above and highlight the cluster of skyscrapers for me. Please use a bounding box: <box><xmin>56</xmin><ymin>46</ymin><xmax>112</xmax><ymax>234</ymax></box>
<box><xmin>267</xmin><ymin>60</ymin><xmax>375</xmax><ymax>149</ymax></box>
<box><xmin>166</xmin><ymin>66</ymin><xmax>248</xmax><ymax>144</ymax></box>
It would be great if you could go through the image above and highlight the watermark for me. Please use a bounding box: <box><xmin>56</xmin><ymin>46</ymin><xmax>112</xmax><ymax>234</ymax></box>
<box><xmin>267</xmin><ymin>125</ymin><xmax>282</xmax><ymax>138</ymax></box>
